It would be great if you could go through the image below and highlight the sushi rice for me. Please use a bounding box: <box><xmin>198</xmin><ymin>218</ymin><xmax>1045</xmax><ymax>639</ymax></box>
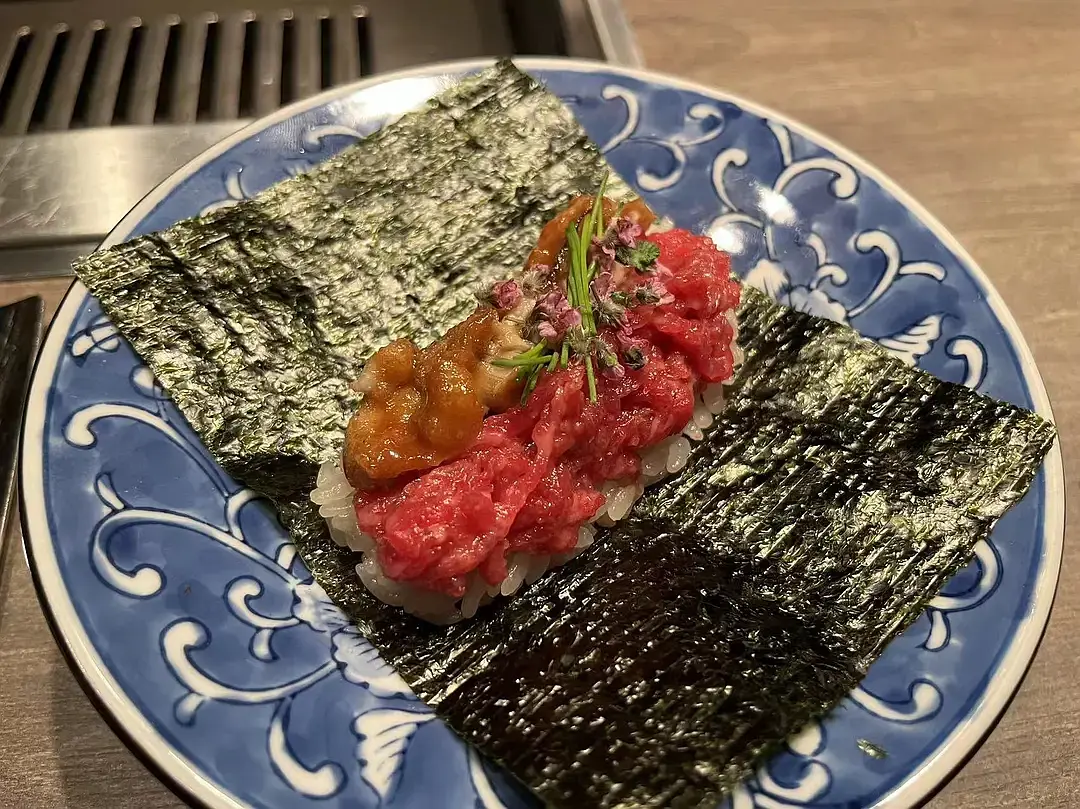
<box><xmin>311</xmin><ymin>310</ymin><xmax>741</xmax><ymax>625</ymax></box>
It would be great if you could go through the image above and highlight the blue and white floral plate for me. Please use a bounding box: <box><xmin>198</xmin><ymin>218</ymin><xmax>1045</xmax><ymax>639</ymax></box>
<box><xmin>20</xmin><ymin>58</ymin><xmax>1063</xmax><ymax>809</ymax></box>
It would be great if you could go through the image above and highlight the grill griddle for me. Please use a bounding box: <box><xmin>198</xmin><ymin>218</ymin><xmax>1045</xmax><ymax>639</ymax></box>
<box><xmin>0</xmin><ymin>0</ymin><xmax>640</xmax><ymax>279</ymax></box>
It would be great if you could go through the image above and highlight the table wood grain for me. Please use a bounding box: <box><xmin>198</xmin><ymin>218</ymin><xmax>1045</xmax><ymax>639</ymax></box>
<box><xmin>1</xmin><ymin>2</ymin><xmax>1078</xmax><ymax>806</ymax></box>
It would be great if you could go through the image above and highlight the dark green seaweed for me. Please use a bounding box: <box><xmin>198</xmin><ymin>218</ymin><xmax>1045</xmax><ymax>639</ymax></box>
<box><xmin>76</xmin><ymin>59</ymin><xmax>615</xmax><ymax>498</ymax></box>
<box><xmin>74</xmin><ymin>60</ymin><xmax>1056</xmax><ymax>809</ymax></box>
<box><xmin>373</xmin><ymin>288</ymin><xmax>1052</xmax><ymax>808</ymax></box>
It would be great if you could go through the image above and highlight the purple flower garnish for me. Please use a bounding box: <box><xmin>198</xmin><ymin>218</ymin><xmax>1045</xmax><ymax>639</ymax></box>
<box><xmin>536</xmin><ymin>290</ymin><xmax>582</xmax><ymax>341</ymax></box>
<box><xmin>589</xmin><ymin>238</ymin><xmax>617</xmax><ymax>273</ymax></box>
<box><xmin>614</xmin><ymin>322</ymin><xmax>644</xmax><ymax>353</ymax></box>
<box><xmin>615</xmin><ymin>217</ymin><xmax>644</xmax><ymax>248</ymax></box>
<box><xmin>644</xmin><ymin>278</ymin><xmax>675</xmax><ymax>306</ymax></box>
<box><xmin>591</xmin><ymin>270</ymin><xmax>616</xmax><ymax>301</ymax></box>
<box><xmin>489</xmin><ymin>279</ymin><xmax>523</xmax><ymax>311</ymax></box>
<box><xmin>537</xmin><ymin>289</ymin><xmax>571</xmax><ymax>318</ymax></box>
<box><xmin>591</xmin><ymin>269</ymin><xmax>626</xmax><ymax>328</ymax></box>
<box><xmin>562</xmin><ymin>307</ymin><xmax>584</xmax><ymax>331</ymax></box>
<box><xmin>596</xmin><ymin>340</ymin><xmax>625</xmax><ymax>379</ymax></box>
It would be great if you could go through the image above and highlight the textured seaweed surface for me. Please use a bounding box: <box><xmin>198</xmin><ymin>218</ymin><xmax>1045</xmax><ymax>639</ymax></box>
<box><xmin>382</xmin><ymin>289</ymin><xmax>1054</xmax><ymax>808</ymax></box>
<box><xmin>74</xmin><ymin>61</ymin><xmax>1056</xmax><ymax>809</ymax></box>
<box><xmin>75</xmin><ymin>60</ymin><xmax>615</xmax><ymax>498</ymax></box>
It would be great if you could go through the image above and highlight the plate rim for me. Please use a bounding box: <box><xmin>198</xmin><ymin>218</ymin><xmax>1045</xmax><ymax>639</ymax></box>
<box><xmin>19</xmin><ymin>55</ymin><xmax>1066</xmax><ymax>809</ymax></box>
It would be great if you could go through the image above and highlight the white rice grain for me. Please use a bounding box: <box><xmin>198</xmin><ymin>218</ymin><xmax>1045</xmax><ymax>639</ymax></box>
<box><xmin>702</xmin><ymin>382</ymin><xmax>727</xmax><ymax>415</ymax></box>
<box><xmin>500</xmin><ymin>555</ymin><xmax>530</xmax><ymax>596</ymax></box>
<box><xmin>461</xmin><ymin>576</ymin><xmax>487</xmax><ymax>619</ymax></box>
<box><xmin>693</xmin><ymin>402</ymin><xmax>714</xmax><ymax>429</ymax></box>
<box><xmin>641</xmin><ymin>443</ymin><xmax>669</xmax><ymax>477</ymax></box>
<box><xmin>666</xmin><ymin>436</ymin><xmax>693</xmax><ymax>474</ymax></box>
<box><xmin>310</xmin><ymin>479</ymin><xmax>352</xmax><ymax>505</ymax></box>
<box><xmin>606</xmin><ymin>484</ymin><xmax>637</xmax><ymax>522</ymax></box>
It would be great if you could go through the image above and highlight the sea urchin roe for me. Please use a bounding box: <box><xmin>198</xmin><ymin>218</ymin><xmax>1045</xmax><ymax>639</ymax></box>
<box><xmin>343</xmin><ymin>307</ymin><xmax>529</xmax><ymax>487</ymax></box>
<box><xmin>525</xmin><ymin>195</ymin><xmax>595</xmax><ymax>270</ymax></box>
<box><xmin>619</xmin><ymin>198</ymin><xmax>657</xmax><ymax>231</ymax></box>
<box><xmin>525</xmin><ymin>195</ymin><xmax>648</xmax><ymax>273</ymax></box>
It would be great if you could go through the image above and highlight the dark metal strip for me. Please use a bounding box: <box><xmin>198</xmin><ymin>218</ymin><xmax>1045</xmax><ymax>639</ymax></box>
<box><xmin>0</xmin><ymin>296</ymin><xmax>43</xmax><ymax>565</ymax></box>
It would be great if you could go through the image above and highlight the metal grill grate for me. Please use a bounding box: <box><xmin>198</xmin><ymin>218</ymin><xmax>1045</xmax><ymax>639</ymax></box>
<box><xmin>0</xmin><ymin>0</ymin><xmax>638</xmax><ymax>280</ymax></box>
<box><xmin>0</xmin><ymin>3</ymin><xmax>372</xmax><ymax>134</ymax></box>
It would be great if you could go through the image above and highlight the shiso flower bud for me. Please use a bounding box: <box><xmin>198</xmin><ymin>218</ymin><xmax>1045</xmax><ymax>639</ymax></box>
<box><xmin>621</xmin><ymin>279</ymin><xmax>674</xmax><ymax>307</ymax></box>
<box><xmin>591</xmin><ymin>217</ymin><xmax>643</xmax><ymax>274</ymax></box>
<box><xmin>589</xmin><ymin>238</ymin><xmax>617</xmax><ymax>273</ymax></box>
<box><xmin>590</xmin><ymin>269</ymin><xmax>628</xmax><ymax>329</ymax></box>
<box><xmin>536</xmin><ymin>290</ymin><xmax>581</xmax><ymax>342</ymax></box>
<box><xmin>591</xmin><ymin>269</ymin><xmax>615</xmax><ymax>300</ymax></box>
<box><xmin>614</xmin><ymin>322</ymin><xmax>646</xmax><ymax>361</ymax></box>
<box><xmin>646</xmin><ymin>278</ymin><xmax>675</xmax><ymax>306</ymax></box>
<box><xmin>522</xmin><ymin>265</ymin><xmax>552</xmax><ymax>294</ymax></box>
<box><xmin>634</xmin><ymin>285</ymin><xmax>661</xmax><ymax>306</ymax></box>
<box><xmin>566</xmin><ymin>324</ymin><xmax>591</xmax><ymax>355</ymax></box>
<box><xmin>595</xmin><ymin>339</ymin><xmax>625</xmax><ymax>379</ymax></box>
<box><xmin>622</xmin><ymin>346</ymin><xmax>647</xmax><ymax>370</ymax></box>
<box><xmin>615</xmin><ymin>217</ymin><xmax>643</xmax><ymax>248</ymax></box>
<box><xmin>595</xmin><ymin>299</ymin><xmax>627</xmax><ymax>329</ymax></box>
<box><xmin>489</xmin><ymin>279</ymin><xmax>523</xmax><ymax>311</ymax></box>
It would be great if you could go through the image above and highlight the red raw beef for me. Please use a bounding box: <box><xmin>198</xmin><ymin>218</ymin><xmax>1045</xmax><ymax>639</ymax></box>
<box><xmin>354</xmin><ymin>228</ymin><xmax>741</xmax><ymax>596</ymax></box>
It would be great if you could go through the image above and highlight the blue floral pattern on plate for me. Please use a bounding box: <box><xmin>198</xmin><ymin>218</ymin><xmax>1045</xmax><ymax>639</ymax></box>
<box><xmin>21</xmin><ymin>58</ymin><xmax>1062</xmax><ymax>809</ymax></box>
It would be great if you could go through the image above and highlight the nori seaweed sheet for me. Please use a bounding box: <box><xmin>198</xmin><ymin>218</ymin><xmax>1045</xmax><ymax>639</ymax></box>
<box><xmin>77</xmin><ymin>60</ymin><xmax>619</xmax><ymax>498</ymax></box>
<box><xmin>377</xmin><ymin>288</ymin><xmax>1053</xmax><ymax>808</ymax></box>
<box><xmin>74</xmin><ymin>60</ymin><xmax>1056</xmax><ymax>808</ymax></box>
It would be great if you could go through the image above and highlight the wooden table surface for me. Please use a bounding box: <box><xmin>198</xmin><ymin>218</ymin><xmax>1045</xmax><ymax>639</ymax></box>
<box><xmin>1</xmin><ymin>1</ymin><xmax>1078</xmax><ymax>806</ymax></box>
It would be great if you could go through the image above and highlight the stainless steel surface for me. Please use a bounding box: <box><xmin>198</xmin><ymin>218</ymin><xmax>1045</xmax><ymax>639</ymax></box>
<box><xmin>0</xmin><ymin>0</ymin><xmax>641</xmax><ymax>282</ymax></box>
<box><xmin>0</xmin><ymin>0</ymin><xmax>634</xmax><ymax>132</ymax></box>
<box><xmin>585</xmin><ymin>0</ymin><xmax>644</xmax><ymax>67</ymax></box>
<box><xmin>43</xmin><ymin>21</ymin><xmax>102</xmax><ymax>130</ymax></box>
<box><xmin>0</xmin><ymin>243</ymin><xmax>98</xmax><ymax>282</ymax></box>
<box><xmin>0</xmin><ymin>122</ymin><xmax>249</xmax><ymax>249</ymax></box>
<box><xmin>86</xmin><ymin>20</ymin><xmax>132</xmax><ymax>127</ymax></box>
<box><xmin>211</xmin><ymin>14</ymin><xmax>246</xmax><ymax>120</ymax></box>
<box><xmin>0</xmin><ymin>296</ymin><xmax>42</xmax><ymax>576</ymax></box>
<box><xmin>0</xmin><ymin>2</ymin><xmax>375</xmax><ymax>132</ymax></box>
<box><xmin>3</xmin><ymin>24</ymin><xmax>55</xmax><ymax>136</ymax></box>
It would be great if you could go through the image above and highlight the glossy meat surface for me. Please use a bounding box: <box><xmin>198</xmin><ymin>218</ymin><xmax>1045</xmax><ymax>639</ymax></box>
<box><xmin>353</xmin><ymin>230</ymin><xmax>741</xmax><ymax>595</ymax></box>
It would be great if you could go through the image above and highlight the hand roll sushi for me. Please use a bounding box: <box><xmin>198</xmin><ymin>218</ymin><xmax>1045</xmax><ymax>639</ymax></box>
<box><xmin>311</xmin><ymin>182</ymin><xmax>743</xmax><ymax>622</ymax></box>
<box><xmin>71</xmin><ymin>59</ymin><xmax>1057</xmax><ymax>807</ymax></box>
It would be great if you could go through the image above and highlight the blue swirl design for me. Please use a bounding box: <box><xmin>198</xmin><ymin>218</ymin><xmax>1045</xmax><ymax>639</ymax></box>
<box><xmin>32</xmin><ymin>63</ymin><xmax>1048</xmax><ymax>809</ymax></box>
<box><xmin>61</xmin><ymin>361</ymin><xmax>442</xmax><ymax>802</ymax></box>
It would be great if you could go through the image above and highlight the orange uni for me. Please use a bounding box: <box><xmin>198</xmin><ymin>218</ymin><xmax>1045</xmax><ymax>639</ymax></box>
<box><xmin>343</xmin><ymin>308</ymin><xmax>528</xmax><ymax>487</ymax></box>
